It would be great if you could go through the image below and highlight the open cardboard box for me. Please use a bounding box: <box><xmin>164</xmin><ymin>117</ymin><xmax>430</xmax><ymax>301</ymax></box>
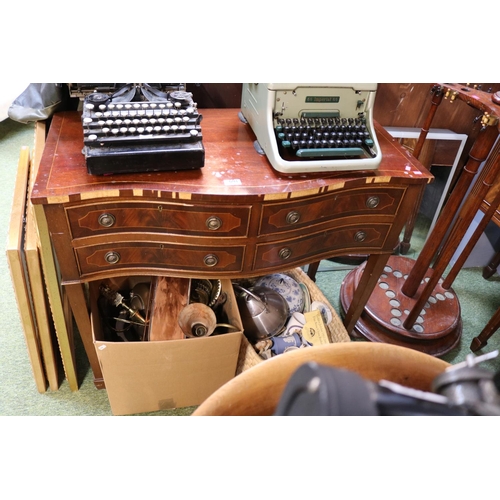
<box><xmin>90</xmin><ymin>276</ymin><xmax>244</xmax><ymax>416</ymax></box>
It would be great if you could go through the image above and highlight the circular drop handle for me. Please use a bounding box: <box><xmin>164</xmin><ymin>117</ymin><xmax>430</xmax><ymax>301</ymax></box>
<box><xmin>286</xmin><ymin>210</ymin><xmax>301</xmax><ymax>225</ymax></box>
<box><xmin>366</xmin><ymin>196</ymin><xmax>380</xmax><ymax>209</ymax></box>
<box><xmin>203</xmin><ymin>254</ymin><xmax>219</xmax><ymax>267</ymax></box>
<box><xmin>279</xmin><ymin>247</ymin><xmax>292</xmax><ymax>260</ymax></box>
<box><xmin>104</xmin><ymin>251</ymin><xmax>121</xmax><ymax>264</ymax></box>
<box><xmin>98</xmin><ymin>213</ymin><xmax>116</xmax><ymax>227</ymax></box>
<box><xmin>206</xmin><ymin>216</ymin><xmax>222</xmax><ymax>230</ymax></box>
<box><xmin>354</xmin><ymin>231</ymin><xmax>367</xmax><ymax>242</ymax></box>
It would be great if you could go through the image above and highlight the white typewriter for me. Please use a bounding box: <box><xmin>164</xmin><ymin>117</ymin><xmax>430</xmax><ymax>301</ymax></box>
<box><xmin>239</xmin><ymin>83</ymin><xmax>382</xmax><ymax>174</ymax></box>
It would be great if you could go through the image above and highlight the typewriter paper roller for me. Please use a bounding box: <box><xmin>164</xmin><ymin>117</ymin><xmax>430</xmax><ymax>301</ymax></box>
<box><xmin>240</xmin><ymin>83</ymin><xmax>382</xmax><ymax>174</ymax></box>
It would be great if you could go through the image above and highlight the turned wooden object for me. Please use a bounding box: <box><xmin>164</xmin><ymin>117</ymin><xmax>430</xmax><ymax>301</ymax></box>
<box><xmin>401</xmin><ymin>84</ymin><xmax>500</xmax><ymax>329</ymax></box>
<box><xmin>192</xmin><ymin>342</ymin><xmax>450</xmax><ymax>416</ymax></box>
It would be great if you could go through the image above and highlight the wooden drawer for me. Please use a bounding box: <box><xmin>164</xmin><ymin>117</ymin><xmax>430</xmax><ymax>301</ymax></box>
<box><xmin>66</xmin><ymin>202</ymin><xmax>251</xmax><ymax>239</ymax></box>
<box><xmin>254</xmin><ymin>224</ymin><xmax>391</xmax><ymax>271</ymax></box>
<box><xmin>75</xmin><ymin>242</ymin><xmax>245</xmax><ymax>277</ymax></box>
<box><xmin>259</xmin><ymin>188</ymin><xmax>404</xmax><ymax>235</ymax></box>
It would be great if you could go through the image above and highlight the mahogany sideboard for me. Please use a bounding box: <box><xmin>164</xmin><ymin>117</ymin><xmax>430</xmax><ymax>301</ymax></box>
<box><xmin>30</xmin><ymin>109</ymin><xmax>432</xmax><ymax>389</ymax></box>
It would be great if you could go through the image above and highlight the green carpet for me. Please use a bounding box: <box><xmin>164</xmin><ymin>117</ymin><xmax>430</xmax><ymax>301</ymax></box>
<box><xmin>2</xmin><ymin>117</ymin><xmax>500</xmax><ymax>416</ymax></box>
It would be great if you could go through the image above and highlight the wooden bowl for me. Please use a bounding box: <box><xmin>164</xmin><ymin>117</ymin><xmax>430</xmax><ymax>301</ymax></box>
<box><xmin>192</xmin><ymin>342</ymin><xmax>450</xmax><ymax>416</ymax></box>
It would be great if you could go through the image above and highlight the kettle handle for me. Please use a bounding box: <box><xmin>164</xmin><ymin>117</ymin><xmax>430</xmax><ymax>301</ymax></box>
<box><xmin>233</xmin><ymin>284</ymin><xmax>267</xmax><ymax>311</ymax></box>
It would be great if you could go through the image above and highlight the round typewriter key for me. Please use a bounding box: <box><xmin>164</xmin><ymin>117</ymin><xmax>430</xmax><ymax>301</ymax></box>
<box><xmin>120</xmin><ymin>127</ymin><xmax>127</xmax><ymax>134</ymax></box>
<box><xmin>129</xmin><ymin>127</ymin><xmax>136</xmax><ymax>133</ymax></box>
<box><xmin>83</xmin><ymin>117</ymin><xmax>92</xmax><ymax>124</ymax></box>
<box><xmin>154</xmin><ymin>126</ymin><xmax>161</xmax><ymax>133</ymax></box>
<box><xmin>163</xmin><ymin>126</ymin><xmax>170</xmax><ymax>132</ymax></box>
<box><xmin>190</xmin><ymin>129</ymin><xmax>199</xmax><ymax>136</ymax></box>
<box><xmin>88</xmin><ymin>134</ymin><xmax>97</xmax><ymax>141</ymax></box>
<box><xmin>111</xmin><ymin>128</ymin><xmax>119</xmax><ymax>135</ymax></box>
<box><xmin>146</xmin><ymin>126</ymin><xmax>153</xmax><ymax>133</ymax></box>
<box><xmin>137</xmin><ymin>127</ymin><xmax>145</xmax><ymax>133</ymax></box>
<box><xmin>102</xmin><ymin>127</ymin><xmax>110</xmax><ymax>134</ymax></box>
<box><xmin>85</xmin><ymin>103</ymin><xmax>94</xmax><ymax>110</ymax></box>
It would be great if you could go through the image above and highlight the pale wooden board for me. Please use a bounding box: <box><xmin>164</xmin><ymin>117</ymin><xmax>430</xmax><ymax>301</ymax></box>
<box><xmin>6</xmin><ymin>147</ymin><xmax>47</xmax><ymax>393</ymax></box>
<box><xmin>32</xmin><ymin>203</ymin><xmax>78</xmax><ymax>392</ymax></box>
<box><xmin>24</xmin><ymin>121</ymin><xmax>60</xmax><ymax>390</ymax></box>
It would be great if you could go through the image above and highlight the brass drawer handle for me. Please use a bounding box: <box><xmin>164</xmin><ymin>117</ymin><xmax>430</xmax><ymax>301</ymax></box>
<box><xmin>354</xmin><ymin>231</ymin><xmax>367</xmax><ymax>242</ymax></box>
<box><xmin>104</xmin><ymin>251</ymin><xmax>121</xmax><ymax>264</ymax></box>
<box><xmin>206</xmin><ymin>216</ymin><xmax>222</xmax><ymax>231</ymax></box>
<box><xmin>285</xmin><ymin>210</ymin><xmax>301</xmax><ymax>225</ymax></box>
<box><xmin>279</xmin><ymin>247</ymin><xmax>292</xmax><ymax>260</ymax></box>
<box><xmin>203</xmin><ymin>254</ymin><xmax>219</xmax><ymax>267</ymax></box>
<box><xmin>98</xmin><ymin>213</ymin><xmax>116</xmax><ymax>228</ymax></box>
<box><xmin>366</xmin><ymin>196</ymin><xmax>380</xmax><ymax>209</ymax></box>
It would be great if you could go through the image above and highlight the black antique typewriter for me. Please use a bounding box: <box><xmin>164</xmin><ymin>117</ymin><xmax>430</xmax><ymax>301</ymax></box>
<box><xmin>75</xmin><ymin>83</ymin><xmax>204</xmax><ymax>175</ymax></box>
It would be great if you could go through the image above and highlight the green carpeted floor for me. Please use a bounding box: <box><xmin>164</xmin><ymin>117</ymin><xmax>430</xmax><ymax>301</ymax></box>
<box><xmin>2</xmin><ymin>117</ymin><xmax>500</xmax><ymax>416</ymax></box>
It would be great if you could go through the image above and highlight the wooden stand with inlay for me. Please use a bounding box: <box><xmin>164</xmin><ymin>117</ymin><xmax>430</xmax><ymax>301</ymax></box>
<box><xmin>340</xmin><ymin>84</ymin><xmax>500</xmax><ymax>356</ymax></box>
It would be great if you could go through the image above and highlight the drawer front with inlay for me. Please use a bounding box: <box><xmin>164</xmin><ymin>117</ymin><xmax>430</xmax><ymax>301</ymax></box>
<box><xmin>254</xmin><ymin>224</ymin><xmax>391</xmax><ymax>271</ymax></box>
<box><xmin>75</xmin><ymin>242</ymin><xmax>245</xmax><ymax>276</ymax></box>
<box><xmin>66</xmin><ymin>202</ymin><xmax>251</xmax><ymax>239</ymax></box>
<box><xmin>259</xmin><ymin>188</ymin><xmax>404</xmax><ymax>235</ymax></box>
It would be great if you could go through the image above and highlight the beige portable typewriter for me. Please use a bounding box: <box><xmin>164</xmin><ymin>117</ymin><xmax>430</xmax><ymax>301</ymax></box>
<box><xmin>239</xmin><ymin>83</ymin><xmax>382</xmax><ymax>174</ymax></box>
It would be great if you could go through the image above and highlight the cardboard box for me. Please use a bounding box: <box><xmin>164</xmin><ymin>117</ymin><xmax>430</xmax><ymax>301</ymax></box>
<box><xmin>90</xmin><ymin>277</ymin><xmax>243</xmax><ymax>415</ymax></box>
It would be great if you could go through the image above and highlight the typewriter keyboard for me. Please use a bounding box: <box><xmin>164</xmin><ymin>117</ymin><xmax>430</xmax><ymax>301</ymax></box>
<box><xmin>82</xmin><ymin>91</ymin><xmax>202</xmax><ymax>147</ymax></box>
<box><xmin>275</xmin><ymin>116</ymin><xmax>377</xmax><ymax>160</ymax></box>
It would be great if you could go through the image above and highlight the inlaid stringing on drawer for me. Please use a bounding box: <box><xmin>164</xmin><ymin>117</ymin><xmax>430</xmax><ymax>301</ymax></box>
<box><xmin>259</xmin><ymin>187</ymin><xmax>404</xmax><ymax>235</ymax></box>
<box><xmin>66</xmin><ymin>202</ymin><xmax>251</xmax><ymax>239</ymax></box>
<box><xmin>75</xmin><ymin>242</ymin><xmax>245</xmax><ymax>276</ymax></box>
<box><xmin>254</xmin><ymin>224</ymin><xmax>391</xmax><ymax>270</ymax></box>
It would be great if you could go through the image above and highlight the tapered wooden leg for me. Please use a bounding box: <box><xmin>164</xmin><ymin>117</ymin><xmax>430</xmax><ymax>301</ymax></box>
<box><xmin>483</xmin><ymin>250</ymin><xmax>500</xmax><ymax>279</ymax></box>
<box><xmin>471</xmin><ymin>305</ymin><xmax>500</xmax><ymax>351</ymax></box>
<box><xmin>343</xmin><ymin>253</ymin><xmax>391</xmax><ymax>335</ymax></box>
<box><xmin>64</xmin><ymin>283</ymin><xmax>105</xmax><ymax>389</ymax></box>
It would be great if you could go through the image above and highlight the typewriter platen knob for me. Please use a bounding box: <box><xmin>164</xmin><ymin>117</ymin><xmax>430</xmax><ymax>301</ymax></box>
<box><xmin>169</xmin><ymin>91</ymin><xmax>193</xmax><ymax>107</ymax></box>
<box><xmin>86</xmin><ymin>92</ymin><xmax>110</xmax><ymax>106</ymax></box>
